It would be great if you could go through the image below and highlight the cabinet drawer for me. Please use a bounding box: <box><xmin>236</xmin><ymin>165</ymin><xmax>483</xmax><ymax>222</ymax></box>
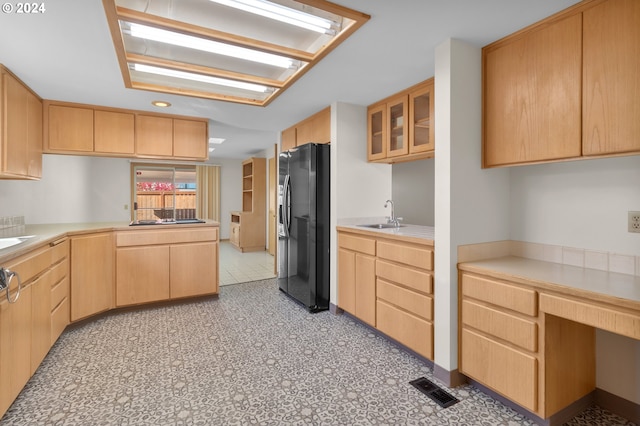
<box><xmin>462</xmin><ymin>299</ymin><xmax>537</xmax><ymax>352</ymax></box>
<box><xmin>338</xmin><ymin>233</ymin><xmax>376</xmax><ymax>256</ymax></box>
<box><xmin>540</xmin><ymin>293</ymin><xmax>640</xmax><ymax>341</ymax></box>
<box><xmin>51</xmin><ymin>297</ymin><xmax>69</xmax><ymax>345</ymax></box>
<box><xmin>6</xmin><ymin>245</ymin><xmax>52</xmax><ymax>285</ymax></box>
<box><xmin>376</xmin><ymin>259</ymin><xmax>432</xmax><ymax>294</ymax></box>
<box><xmin>377</xmin><ymin>240</ymin><xmax>432</xmax><ymax>270</ymax></box>
<box><xmin>461</xmin><ymin>328</ymin><xmax>538</xmax><ymax>412</ymax></box>
<box><xmin>377</xmin><ymin>279</ymin><xmax>432</xmax><ymax>321</ymax></box>
<box><xmin>116</xmin><ymin>227</ymin><xmax>218</xmax><ymax>247</ymax></box>
<box><xmin>50</xmin><ymin>238</ymin><xmax>69</xmax><ymax>263</ymax></box>
<box><xmin>461</xmin><ymin>274</ymin><xmax>537</xmax><ymax>316</ymax></box>
<box><xmin>377</xmin><ymin>299</ymin><xmax>433</xmax><ymax>359</ymax></box>
<box><xmin>51</xmin><ymin>276</ymin><xmax>69</xmax><ymax>310</ymax></box>
<box><xmin>49</xmin><ymin>258</ymin><xmax>68</xmax><ymax>287</ymax></box>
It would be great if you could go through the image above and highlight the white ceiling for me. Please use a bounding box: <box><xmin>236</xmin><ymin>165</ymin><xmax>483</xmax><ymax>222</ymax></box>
<box><xmin>0</xmin><ymin>0</ymin><xmax>581</xmax><ymax>160</ymax></box>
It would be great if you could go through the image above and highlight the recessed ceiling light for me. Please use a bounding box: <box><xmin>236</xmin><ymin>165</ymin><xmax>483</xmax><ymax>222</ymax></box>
<box><xmin>151</xmin><ymin>100</ymin><xmax>171</xmax><ymax>107</ymax></box>
<box><xmin>209</xmin><ymin>138</ymin><xmax>226</xmax><ymax>144</ymax></box>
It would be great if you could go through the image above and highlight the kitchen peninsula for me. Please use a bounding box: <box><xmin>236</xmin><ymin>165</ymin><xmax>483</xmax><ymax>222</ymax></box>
<box><xmin>0</xmin><ymin>220</ymin><xmax>219</xmax><ymax>417</ymax></box>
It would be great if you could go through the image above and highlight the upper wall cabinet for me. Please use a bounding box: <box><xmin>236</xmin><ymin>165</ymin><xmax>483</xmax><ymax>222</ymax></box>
<box><xmin>582</xmin><ymin>0</ymin><xmax>640</xmax><ymax>156</ymax></box>
<box><xmin>483</xmin><ymin>0</ymin><xmax>640</xmax><ymax>167</ymax></box>
<box><xmin>0</xmin><ymin>65</ymin><xmax>43</xmax><ymax>180</ymax></box>
<box><xmin>367</xmin><ymin>78</ymin><xmax>435</xmax><ymax>164</ymax></box>
<box><xmin>43</xmin><ymin>100</ymin><xmax>209</xmax><ymax>161</ymax></box>
<box><xmin>280</xmin><ymin>106</ymin><xmax>330</xmax><ymax>152</ymax></box>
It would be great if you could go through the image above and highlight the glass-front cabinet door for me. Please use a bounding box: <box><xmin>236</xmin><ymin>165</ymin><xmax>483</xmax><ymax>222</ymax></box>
<box><xmin>409</xmin><ymin>80</ymin><xmax>435</xmax><ymax>154</ymax></box>
<box><xmin>386</xmin><ymin>95</ymin><xmax>409</xmax><ymax>158</ymax></box>
<box><xmin>367</xmin><ymin>103</ymin><xmax>387</xmax><ymax>161</ymax></box>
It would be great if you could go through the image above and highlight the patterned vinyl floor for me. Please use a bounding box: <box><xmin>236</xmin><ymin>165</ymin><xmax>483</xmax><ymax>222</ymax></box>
<box><xmin>0</xmin><ymin>279</ymin><xmax>635</xmax><ymax>425</ymax></box>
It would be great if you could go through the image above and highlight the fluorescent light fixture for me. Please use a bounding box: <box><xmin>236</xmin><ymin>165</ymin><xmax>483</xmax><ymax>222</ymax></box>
<box><xmin>209</xmin><ymin>137</ymin><xmax>226</xmax><ymax>144</ymax></box>
<box><xmin>209</xmin><ymin>0</ymin><xmax>337</xmax><ymax>34</ymax></box>
<box><xmin>133</xmin><ymin>63</ymin><xmax>270</xmax><ymax>93</ymax></box>
<box><xmin>128</xmin><ymin>23</ymin><xmax>295</xmax><ymax>69</ymax></box>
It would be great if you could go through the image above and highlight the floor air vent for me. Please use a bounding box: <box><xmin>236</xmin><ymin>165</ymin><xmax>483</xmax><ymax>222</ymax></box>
<box><xmin>409</xmin><ymin>377</ymin><xmax>459</xmax><ymax>408</ymax></box>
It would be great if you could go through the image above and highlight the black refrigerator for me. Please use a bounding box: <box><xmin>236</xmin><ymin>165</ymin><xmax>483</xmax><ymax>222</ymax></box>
<box><xmin>277</xmin><ymin>143</ymin><xmax>330</xmax><ymax>312</ymax></box>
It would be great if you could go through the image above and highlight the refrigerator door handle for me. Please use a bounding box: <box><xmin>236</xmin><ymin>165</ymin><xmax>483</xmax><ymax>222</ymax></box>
<box><xmin>283</xmin><ymin>174</ymin><xmax>291</xmax><ymax>237</ymax></box>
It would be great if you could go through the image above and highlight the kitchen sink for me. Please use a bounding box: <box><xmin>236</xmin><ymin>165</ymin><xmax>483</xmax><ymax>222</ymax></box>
<box><xmin>0</xmin><ymin>235</ymin><xmax>35</xmax><ymax>250</ymax></box>
<box><xmin>357</xmin><ymin>223</ymin><xmax>406</xmax><ymax>229</ymax></box>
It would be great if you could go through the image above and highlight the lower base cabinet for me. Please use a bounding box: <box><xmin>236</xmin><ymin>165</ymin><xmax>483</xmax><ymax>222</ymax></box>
<box><xmin>116</xmin><ymin>227</ymin><xmax>219</xmax><ymax>307</ymax></box>
<box><xmin>337</xmin><ymin>229</ymin><xmax>434</xmax><ymax>360</ymax></box>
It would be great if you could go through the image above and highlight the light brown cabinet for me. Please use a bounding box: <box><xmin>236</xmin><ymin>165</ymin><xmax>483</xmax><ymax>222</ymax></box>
<box><xmin>0</xmin><ymin>237</ymin><xmax>69</xmax><ymax>418</ymax></box>
<box><xmin>0</xmin><ymin>65</ymin><xmax>42</xmax><ymax>179</ymax></box>
<box><xmin>367</xmin><ymin>79</ymin><xmax>435</xmax><ymax>164</ymax></box>
<box><xmin>230</xmin><ymin>157</ymin><xmax>266</xmax><ymax>252</ymax></box>
<box><xmin>280</xmin><ymin>107</ymin><xmax>330</xmax><ymax>152</ymax></box>
<box><xmin>337</xmin><ymin>233</ymin><xmax>376</xmax><ymax>326</ymax></box>
<box><xmin>44</xmin><ymin>101</ymin><xmax>209</xmax><ymax>161</ymax></box>
<box><xmin>337</xmin><ymin>228</ymin><xmax>434</xmax><ymax>359</ymax></box>
<box><xmin>483</xmin><ymin>0</ymin><xmax>640</xmax><ymax>167</ymax></box>
<box><xmin>115</xmin><ymin>227</ymin><xmax>218</xmax><ymax>306</ymax></box>
<box><xmin>70</xmin><ymin>233</ymin><xmax>114</xmax><ymax>321</ymax></box>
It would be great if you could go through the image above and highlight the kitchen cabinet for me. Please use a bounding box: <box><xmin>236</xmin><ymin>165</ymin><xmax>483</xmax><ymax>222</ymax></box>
<box><xmin>115</xmin><ymin>227</ymin><xmax>218</xmax><ymax>306</ymax></box>
<box><xmin>367</xmin><ymin>78</ymin><xmax>435</xmax><ymax>164</ymax></box>
<box><xmin>337</xmin><ymin>228</ymin><xmax>434</xmax><ymax>359</ymax></box>
<box><xmin>230</xmin><ymin>157</ymin><xmax>266</xmax><ymax>252</ymax></box>
<box><xmin>280</xmin><ymin>107</ymin><xmax>330</xmax><ymax>152</ymax></box>
<box><xmin>483</xmin><ymin>0</ymin><xmax>640</xmax><ymax>167</ymax></box>
<box><xmin>0</xmin><ymin>237</ymin><xmax>69</xmax><ymax>418</ymax></box>
<box><xmin>44</xmin><ymin>100</ymin><xmax>209</xmax><ymax>160</ymax></box>
<box><xmin>337</xmin><ymin>232</ymin><xmax>376</xmax><ymax>326</ymax></box>
<box><xmin>70</xmin><ymin>233</ymin><xmax>114</xmax><ymax>321</ymax></box>
<box><xmin>458</xmin><ymin>266</ymin><xmax>599</xmax><ymax>421</ymax></box>
<box><xmin>582</xmin><ymin>0</ymin><xmax>640</xmax><ymax>156</ymax></box>
<box><xmin>0</xmin><ymin>65</ymin><xmax>42</xmax><ymax>179</ymax></box>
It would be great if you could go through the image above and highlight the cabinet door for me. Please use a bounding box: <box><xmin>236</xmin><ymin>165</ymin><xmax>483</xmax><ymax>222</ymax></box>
<box><xmin>26</xmin><ymin>90</ymin><xmax>42</xmax><ymax>178</ymax></box>
<box><xmin>367</xmin><ymin>103</ymin><xmax>387</xmax><ymax>161</ymax></box>
<box><xmin>338</xmin><ymin>248</ymin><xmax>356</xmax><ymax>314</ymax></box>
<box><xmin>47</xmin><ymin>104</ymin><xmax>94</xmax><ymax>152</ymax></box>
<box><xmin>296</xmin><ymin>107</ymin><xmax>330</xmax><ymax>145</ymax></box>
<box><xmin>0</xmin><ymin>285</ymin><xmax>32</xmax><ymax>416</ymax></box>
<box><xmin>116</xmin><ymin>246</ymin><xmax>170</xmax><ymax>306</ymax></box>
<box><xmin>230</xmin><ymin>223</ymin><xmax>240</xmax><ymax>246</ymax></box>
<box><xmin>483</xmin><ymin>13</ymin><xmax>582</xmax><ymax>167</ymax></box>
<box><xmin>355</xmin><ymin>254</ymin><xmax>376</xmax><ymax>326</ymax></box>
<box><xmin>173</xmin><ymin>118</ymin><xmax>207</xmax><ymax>159</ymax></box>
<box><xmin>136</xmin><ymin>115</ymin><xmax>173</xmax><ymax>157</ymax></box>
<box><xmin>583</xmin><ymin>0</ymin><xmax>640</xmax><ymax>156</ymax></box>
<box><xmin>71</xmin><ymin>233</ymin><xmax>114</xmax><ymax>321</ymax></box>
<box><xmin>3</xmin><ymin>72</ymin><xmax>28</xmax><ymax>176</ymax></box>
<box><xmin>281</xmin><ymin>126</ymin><xmax>296</xmax><ymax>152</ymax></box>
<box><xmin>386</xmin><ymin>95</ymin><xmax>409</xmax><ymax>158</ymax></box>
<box><xmin>170</xmin><ymin>242</ymin><xmax>218</xmax><ymax>298</ymax></box>
<box><xmin>94</xmin><ymin>110</ymin><xmax>135</xmax><ymax>154</ymax></box>
<box><xmin>409</xmin><ymin>81</ymin><xmax>434</xmax><ymax>154</ymax></box>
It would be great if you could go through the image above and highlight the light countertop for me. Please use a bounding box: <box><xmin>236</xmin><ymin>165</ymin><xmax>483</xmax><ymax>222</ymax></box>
<box><xmin>0</xmin><ymin>220</ymin><xmax>219</xmax><ymax>263</ymax></box>
<box><xmin>459</xmin><ymin>255</ymin><xmax>640</xmax><ymax>311</ymax></box>
<box><xmin>337</xmin><ymin>222</ymin><xmax>434</xmax><ymax>245</ymax></box>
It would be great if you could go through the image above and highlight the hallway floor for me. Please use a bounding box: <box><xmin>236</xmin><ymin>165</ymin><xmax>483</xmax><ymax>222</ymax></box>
<box><xmin>0</xmin><ymin>280</ymin><xmax>634</xmax><ymax>425</ymax></box>
<box><xmin>219</xmin><ymin>241</ymin><xmax>276</xmax><ymax>286</ymax></box>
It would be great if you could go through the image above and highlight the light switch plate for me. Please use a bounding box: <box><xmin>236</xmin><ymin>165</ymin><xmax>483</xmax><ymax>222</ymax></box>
<box><xmin>629</xmin><ymin>211</ymin><xmax>640</xmax><ymax>233</ymax></box>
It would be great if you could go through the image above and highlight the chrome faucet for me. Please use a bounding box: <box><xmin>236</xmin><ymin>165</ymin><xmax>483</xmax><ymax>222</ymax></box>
<box><xmin>384</xmin><ymin>199</ymin><xmax>402</xmax><ymax>227</ymax></box>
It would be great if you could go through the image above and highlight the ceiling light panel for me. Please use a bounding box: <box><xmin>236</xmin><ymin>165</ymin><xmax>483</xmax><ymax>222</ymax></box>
<box><xmin>104</xmin><ymin>0</ymin><xmax>369</xmax><ymax>106</ymax></box>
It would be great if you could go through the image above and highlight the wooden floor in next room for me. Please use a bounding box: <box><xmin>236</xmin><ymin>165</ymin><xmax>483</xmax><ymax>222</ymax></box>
<box><xmin>218</xmin><ymin>241</ymin><xmax>276</xmax><ymax>286</ymax></box>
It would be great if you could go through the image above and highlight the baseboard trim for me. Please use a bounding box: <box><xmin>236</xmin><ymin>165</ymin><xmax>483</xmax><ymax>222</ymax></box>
<box><xmin>329</xmin><ymin>303</ymin><xmax>343</xmax><ymax>315</ymax></box>
<box><xmin>433</xmin><ymin>365</ymin><xmax>466</xmax><ymax>388</ymax></box>
<box><xmin>594</xmin><ymin>388</ymin><xmax>640</xmax><ymax>425</ymax></box>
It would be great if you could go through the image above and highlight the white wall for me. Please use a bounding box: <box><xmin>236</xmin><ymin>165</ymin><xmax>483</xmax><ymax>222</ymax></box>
<box><xmin>392</xmin><ymin>159</ymin><xmax>435</xmax><ymax>226</ymax></box>
<box><xmin>330</xmin><ymin>102</ymin><xmax>393</xmax><ymax>306</ymax></box>
<box><xmin>0</xmin><ymin>155</ymin><xmax>130</xmax><ymax>223</ymax></box>
<box><xmin>433</xmin><ymin>39</ymin><xmax>511</xmax><ymax>372</ymax></box>
<box><xmin>509</xmin><ymin>155</ymin><xmax>640</xmax><ymax>403</ymax></box>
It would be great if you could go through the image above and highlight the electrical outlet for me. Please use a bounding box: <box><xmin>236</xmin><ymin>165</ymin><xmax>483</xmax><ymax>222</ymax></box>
<box><xmin>629</xmin><ymin>211</ymin><xmax>640</xmax><ymax>233</ymax></box>
<box><xmin>124</xmin><ymin>204</ymin><xmax>129</xmax><ymax>210</ymax></box>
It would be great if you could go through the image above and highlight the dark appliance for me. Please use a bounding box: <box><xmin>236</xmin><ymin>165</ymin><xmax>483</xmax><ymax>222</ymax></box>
<box><xmin>277</xmin><ymin>143</ymin><xmax>330</xmax><ymax>312</ymax></box>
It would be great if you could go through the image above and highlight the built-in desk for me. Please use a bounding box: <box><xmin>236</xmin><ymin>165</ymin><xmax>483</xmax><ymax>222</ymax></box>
<box><xmin>458</xmin><ymin>256</ymin><xmax>640</xmax><ymax>425</ymax></box>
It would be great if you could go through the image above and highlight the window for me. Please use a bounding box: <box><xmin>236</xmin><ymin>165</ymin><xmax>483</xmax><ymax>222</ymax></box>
<box><xmin>132</xmin><ymin>163</ymin><xmax>197</xmax><ymax>223</ymax></box>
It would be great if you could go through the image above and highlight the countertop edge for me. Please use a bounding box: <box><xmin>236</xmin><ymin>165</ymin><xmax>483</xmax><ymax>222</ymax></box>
<box><xmin>0</xmin><ymin>221</ymin><xmax>220</xmax><ymax>264</ymax></box>
<box><xmin>458</xmin><ymin>256</ymin><xmax>640</xmax><ymax>312</ymax></box>
<box><xmin>336</xmin><ymin>225</ymin><xmax>435</xmax><ymax>246</ymax></box>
